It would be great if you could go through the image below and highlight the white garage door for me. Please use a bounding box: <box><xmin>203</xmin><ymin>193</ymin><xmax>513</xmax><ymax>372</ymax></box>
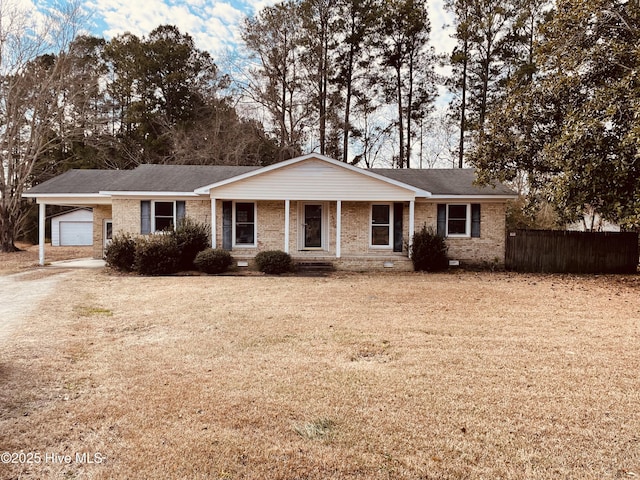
<box><xmin>59</xmin><ymin>221</ymin><xmax>92</xmax><ymax>246</ymax></box>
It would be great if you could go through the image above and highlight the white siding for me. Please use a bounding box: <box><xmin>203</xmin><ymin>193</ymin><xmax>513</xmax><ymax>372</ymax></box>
<box><xmin>209</xmin><ymin>159</ymin><xmax>416</xmax><ymax>201</ymax></box>
<box><xmin>51</xmin><ymin>209</ymin><xmax>93</xmax><ymax>246</ymax></box>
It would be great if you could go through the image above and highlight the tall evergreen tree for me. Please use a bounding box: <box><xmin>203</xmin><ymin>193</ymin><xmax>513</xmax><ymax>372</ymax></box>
<box><xmin>378</xmin><ymin>0</ymin><xmax>436</xmax><ymax>168</ymax></box>
<box><xmin>447</xmin><ymin>0</ymin><xmax>516</xmax><ymax>165</ymax></box>
<box><xmin>471</xmin><ymin>0</ymin><xmax>640</xmax><ymax>228</ymax></box>
<box><xmin>299</xmin><ymin>0</ymin><xmax>340</xmax><ymax>156</ymax></box>
<box><xmin>446</xmin><ymin>0</ymin><xmax>473</xmax><ymax>168</ymax></box>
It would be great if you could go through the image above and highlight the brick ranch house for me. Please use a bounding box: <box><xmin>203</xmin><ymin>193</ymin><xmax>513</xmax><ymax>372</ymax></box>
<box><xmin>24</xmin><ymin>154</ymin><xmax>517</xmax><ymax>270</ymax></box>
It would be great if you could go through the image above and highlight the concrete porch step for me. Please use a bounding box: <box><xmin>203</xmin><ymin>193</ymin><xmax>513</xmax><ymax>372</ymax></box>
<box><xmin>295</xmin><ymin>261</ymin><xmax>335</xmax><ymax>273</ymax></box>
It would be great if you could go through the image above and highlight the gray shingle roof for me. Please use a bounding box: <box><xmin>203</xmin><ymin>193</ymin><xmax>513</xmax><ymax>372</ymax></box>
<box><xmin>370</xmin><ymin>168</ymin><xmax>515</xmax><ymax>196</ymax></box>
<box><xmin>25</xmin><ymin>164</ymin><xmax>515</xmax><ymax>197</ymax></box>
<box><xmin>25</xmin><ymin>165</ymin><xmax>261</xmax><ymax>194</ymax></box>
<box><xmin>26</xmin><ymin>170</ymin><xmax>131</xmax><ymax>194</ymax></box>
<box><xmin>100</xmin><ymin>164</ymin><xmax>260</xmax><ymax>192</ymax></box>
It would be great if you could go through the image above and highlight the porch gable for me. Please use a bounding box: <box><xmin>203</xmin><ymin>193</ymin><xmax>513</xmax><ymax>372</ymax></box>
<box><xmin>197</xmin><ymin>155</ymin><xmax>429</xmax><ymax>202</ymax></box>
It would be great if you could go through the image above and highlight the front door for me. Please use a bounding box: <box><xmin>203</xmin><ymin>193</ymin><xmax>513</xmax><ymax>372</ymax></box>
<box><xmin>304</xmin><ymin>204</ymin><xmax>323</xmax><ymax>249</ymax></box>
<box><xmin>103</xmin><ymin>219</ymin><xmax>113</xmax><ymax>255</ymax></box>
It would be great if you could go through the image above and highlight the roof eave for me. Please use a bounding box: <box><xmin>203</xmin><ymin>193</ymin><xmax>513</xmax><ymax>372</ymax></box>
<box><xmin>22</xmin><ymin>193</ymin><xmax>112</xmax><ymax>205</ymax></box>
<box><xmin>99</xmin><ymin>191</ymin><xmax>201</xmax><ymax>197</ymax></box>
<box><xmin>426</xmin><ymin>194</ymin><xmax>518</xmax><ymax>200</ymax></box>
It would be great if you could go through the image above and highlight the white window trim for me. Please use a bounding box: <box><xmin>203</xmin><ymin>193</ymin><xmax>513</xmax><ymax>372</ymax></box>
<box><xmin>103</xmin><ymin>219</ymin><xmax>113</xmax><ymax>256</ymax></box>
<box><xmin>370</xmin><ymin>203</ymin><xmax>394</xmax><ymax>249</ymax></box>
<box><xmin>233</xmin><ymin>201</ymin><xmax>257</xmax><ymax>248</ymax></box>
<box><xmin>446</xmin><ymin>203</ymin><xmax>471</xmax><ymax>238</ymax></box>
<box><xmin>298</xmin><ymin>202</ymin><xmax>329</xmax><ymax>251</ymax></box>
<box><xmin>151</xmin><ymin>200</ymin><xmax>176</xmax><ymax>232</ymax></box>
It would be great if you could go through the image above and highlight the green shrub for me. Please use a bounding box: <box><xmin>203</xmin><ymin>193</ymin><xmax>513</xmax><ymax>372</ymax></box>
<box><xmin>254</xmin><ymin>250</ymin><xmax>293</xmax><ymax>274</ymax></box>
<box><xmin>104</xmin><ymin>233</ymin><xmax>136</xmax><ymax>272</ymax></box>
<box><xmin>410</xmin><ymin>225</ymin><xmax>449</xmax><ymax>272</ymax></box>
<box><xmin>194</xmin><ymin>248</ymin><xmax>233</xmax><ymax>274</ymax></box>
<box><xmin>134</xmin><ymin>234</ymin><xmax>179</xmax><ymax>275</ymax></box>
<box><xmin>174</xmin><ymin>217</ymin><xmax>210</xmax><ymax>270</ymax></box>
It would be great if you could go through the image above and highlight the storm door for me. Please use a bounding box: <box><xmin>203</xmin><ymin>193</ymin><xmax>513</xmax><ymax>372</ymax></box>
<box><xmin>303</xmin><ymin>204</ymin><xmax>323</xmax><ymax>249</ymax></box>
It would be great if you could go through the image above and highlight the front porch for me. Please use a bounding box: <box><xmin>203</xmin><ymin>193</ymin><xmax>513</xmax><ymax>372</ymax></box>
<box><xmin>210</xmin><ymin>199</ymin><xmax>416</xmax><ymax>269</ymax></box>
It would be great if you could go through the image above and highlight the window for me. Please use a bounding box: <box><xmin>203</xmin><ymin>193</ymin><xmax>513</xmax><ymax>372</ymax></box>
<box><xmin>371</xmin><ymin>204</ymin><xmax>392</xmax><ymax>247</ymax></box>
<box><xmin>437</xmin><ymin>203</ymin><xmax>481</xmax><ymax>238</ymax></box>
<box><xmin>140</xmin><ymin>201</ymin><xmax>185</xmax><ymax>234</ymax></box>
<box><xmin>154</xmin><ymin>201</ymin><xmax>175</xmax><ymax>231</ymax></box>
<box><xmin>235</xmin><ymin>202</ymin><xmax>255</xmax><ymax>246</ymax></box>
<box><xmin>447</xmin><ymin>204</ymin><xmax>469</xmax><ymax>236</ymax></box>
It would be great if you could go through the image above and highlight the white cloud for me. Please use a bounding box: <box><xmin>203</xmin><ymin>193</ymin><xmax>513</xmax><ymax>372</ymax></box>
<box><xmin>211</xmin><ymin>2</ymin><xmax>244</xmax><ymax>23</ymax></box>
<box><xmin>428</xmin><ymin>0</ymin><xmax>456</xmax><ymax>56</ymax></box>
<box><xmin>80</xmin><ymin>0</ymin><xmax>453</xmax><ymax>63</ymax></box>
<box><xmin>85</xmin><ymin>0</ymin><xmax>251</xmax><ymax>54</ymax></box>
<box><xmin>240</xmin><ymin>0</ymin><xmax>278</xmax><ymax>16</ymax></box>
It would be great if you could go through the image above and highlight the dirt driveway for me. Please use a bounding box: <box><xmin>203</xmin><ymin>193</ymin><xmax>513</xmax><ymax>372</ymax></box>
<box><xmin>0</xmin><ymin>244</ymin><xmax>101</xmax><ymax>342</ymax></box>
<box><xmin>0</xmin><ymin>269</ymin><xmax>73</xmax><ymax>343</ymax></box>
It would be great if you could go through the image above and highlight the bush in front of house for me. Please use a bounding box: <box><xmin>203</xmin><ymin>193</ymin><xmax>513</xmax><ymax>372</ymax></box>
<box><xmin>254</xmin><ymin>250</ymin><xmax>293</xmax><ymax>274</ymax></box>
<box><xmin>105</xmin><ymin>233</ymin><xmax>137</xmax><ymax>272</ymax></box>
<box><xmin>194</xmin><ymin>248</ymin><xmax>233</xmax><ymax>274</ymax></box>
<box><xmin>174</xmin><ymin>218</ymin><xmax>210</xmax><ymax>270</ymax></box>
<box><xmin>410</xmin><ymin>225</ymin><xmax>449</xmax><ymax>272</ymax></box>
<box><xmin>134</xmin><ymin>234</ymin><xmax>180</xmax><ymax>275</ymax></box>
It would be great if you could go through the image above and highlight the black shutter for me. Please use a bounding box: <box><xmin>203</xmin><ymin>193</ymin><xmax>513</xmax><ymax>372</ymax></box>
<box><xmin>393</xmin><ymin>203</ymin><xmax>403</xmax><ymax>252</ymax></box>
<box><xmin>471</xmin><ymin>204</ymin><xmax>481</xmax><ymax>238</ymax></box>
<box><xmin>437</xmin><ymin>204</ymin><xmax>446</xmax><ymax>237</ymax></box>
<box><xmin>222</xmin><ymin>201</ymin><xmax>232</xmax><ymax>250</ymax></box>
<box><xmin>176</xmin><ymin>201</ymin><xmax>186</xmax><ymax>225</ymax></box>
<box><xmin>141</xmin><ymin>201</ymin><xmax>151</xmax><ymax>234</ymax></box>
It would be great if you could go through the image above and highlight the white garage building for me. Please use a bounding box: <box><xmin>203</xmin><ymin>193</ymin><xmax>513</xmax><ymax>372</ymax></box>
<box><xmin>51</xmin><ymin>208</ymin><xmax>93</xmax><ymax>246</ymax></box>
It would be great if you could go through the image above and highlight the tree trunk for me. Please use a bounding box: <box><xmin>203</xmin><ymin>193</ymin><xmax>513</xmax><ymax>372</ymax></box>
<box><xmin>342</xmin><ymin>29</ymin><xmax>355</xmax><ymax>163</ymax></box>
<box><xmin>396</xmin><ymin>64</ymin><xmax>405</xmax><ymax>168</ymax></box>
<box><xmin>458</xmin><ymin>38</ymin><xmax>468</xmax><ymax>168</ymax></box>
<box><xmin>406</xmin><ymin>54</ymin><xmax>415</xmax><ymax>169</ymax></box>
<box><xmin>0</xmin><ymin>206</ymin><xmax>19</xmax><ymax>252</ymax></box>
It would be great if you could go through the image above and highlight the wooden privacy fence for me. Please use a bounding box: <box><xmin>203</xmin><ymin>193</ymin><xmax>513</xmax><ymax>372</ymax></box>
<box><xmin>505</xmin><ymin>230</ymin><xmax>639</xmax><ymax>274</ymax></box>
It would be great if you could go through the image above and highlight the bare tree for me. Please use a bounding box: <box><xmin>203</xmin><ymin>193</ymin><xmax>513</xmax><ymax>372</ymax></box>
<box><xmin>418</xmin><ymin>109</ymin><xmax>458</xmax><ymax>168</ymax></box>
<box><xmin>241</xmin><ymin>2</ymin><xmax>310</xmax><ymax>161</ymax></box>
<box><xmin>377</xmin><ymin>0</ymin><xmax>436</xmax><ymax>168</ymax></box>
<box><xmin>0</xmin><ymin>0</ymin><xmax>83</xmax><ymax>251</ymax></box>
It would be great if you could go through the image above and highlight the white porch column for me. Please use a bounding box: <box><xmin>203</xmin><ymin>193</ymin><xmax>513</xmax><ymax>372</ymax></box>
<box><xmin>408</xmin><ymin>200</ymin><xmax>415</xmax><ymax>254</ymax></box>
<box><xmin>336</xmin><ymin>200</ymin><xmax>342</xmax><ymax>258</ymax></box>
<box><xmin>284</xmin><ymin>200</ymin><xmax>290</xmax><ymax>254</ymax></box>
<box><xmin>38</xmin><ymin>202</ymin><xmax>46</xmax><ymax>266</ymax></box>
<box><xmin>211</xmin><ymin>198</ymin><xmax>217</xmax><ymax>248</ymax></box>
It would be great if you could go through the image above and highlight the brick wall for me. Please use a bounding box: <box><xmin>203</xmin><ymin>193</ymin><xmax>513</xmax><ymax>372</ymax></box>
<box><xmin>414</xmin><ymin>201</ymin><xmax>437</xmax><ymax>232</ymax></box>
<box><xmin>258</xmin><ymin>200</ymin><xmax>286</xmax><ymax>251</ymax></box>
<box><xmin>413</xmin><ymin>201</ymin><xmax>507</xmax><ymax>266</ymax></box>
<box><xmin>112</xmin><ymin>199</ymin><xmax>140</xmax><ymax>236</ymax></box>
<box><xmin>108</xmin><ymin>198</ymin><xmax>507</xmax><ymax>267</ymax></box>
<box><xmin>445</xmin><ymin>203</ymin><xmax>506</xmax><ymax>265</ymax></box>
<box><xmin>92</xmin><ymin>205</ymin><xmax>112</xmax><ymax>259</ymax></box>
<box><xmin>339</xmin><ymin>202</ymin><xmax>410</xmax><ymax>256</ymax></box>
<box><xmin>211</xmin><ymin>200</ymin><xmax>286</xmax><ymax>252</ymax></box>
<box><xmin>218</xmin><ymin>199</ymin><xmax>507</xmax><ymax>265</ymax></box>
<box><xmin>186</xmin><ymin>200</ymin><xmax>211</xmax><ymax>226</ymax></box>
<box><xmin>112</xmin><ymin>199</ymin><xmax>211</xmax><ymax>238</ymax></box>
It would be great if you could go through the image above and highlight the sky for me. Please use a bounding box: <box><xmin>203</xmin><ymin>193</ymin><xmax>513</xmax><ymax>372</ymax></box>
<box><xmin>19</xmin><ymin>0</ymin><xmax>455</xmax><ymax>64</ymax></box>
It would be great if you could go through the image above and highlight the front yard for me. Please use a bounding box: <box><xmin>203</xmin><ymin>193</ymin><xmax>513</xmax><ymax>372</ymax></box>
<box><xmin>1</xmin><ymin>268</ymin><xmax>639</xmax><ymax>479</ymax></box>
<box><xmin>0</xmin><ymin>243</ymin><xmax>92</xmax><ymax>275</ymax></box>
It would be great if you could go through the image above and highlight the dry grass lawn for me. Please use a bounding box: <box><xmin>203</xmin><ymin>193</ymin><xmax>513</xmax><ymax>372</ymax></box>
<box><xmin>0</xmin><ymin>243</ymin><xmax>93</xmax><ymax>275</ymax></box>
<box><xmin>1</xmin><ymin>267</ymin><xmax>639</xmax><ymax>479</ymax></box>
